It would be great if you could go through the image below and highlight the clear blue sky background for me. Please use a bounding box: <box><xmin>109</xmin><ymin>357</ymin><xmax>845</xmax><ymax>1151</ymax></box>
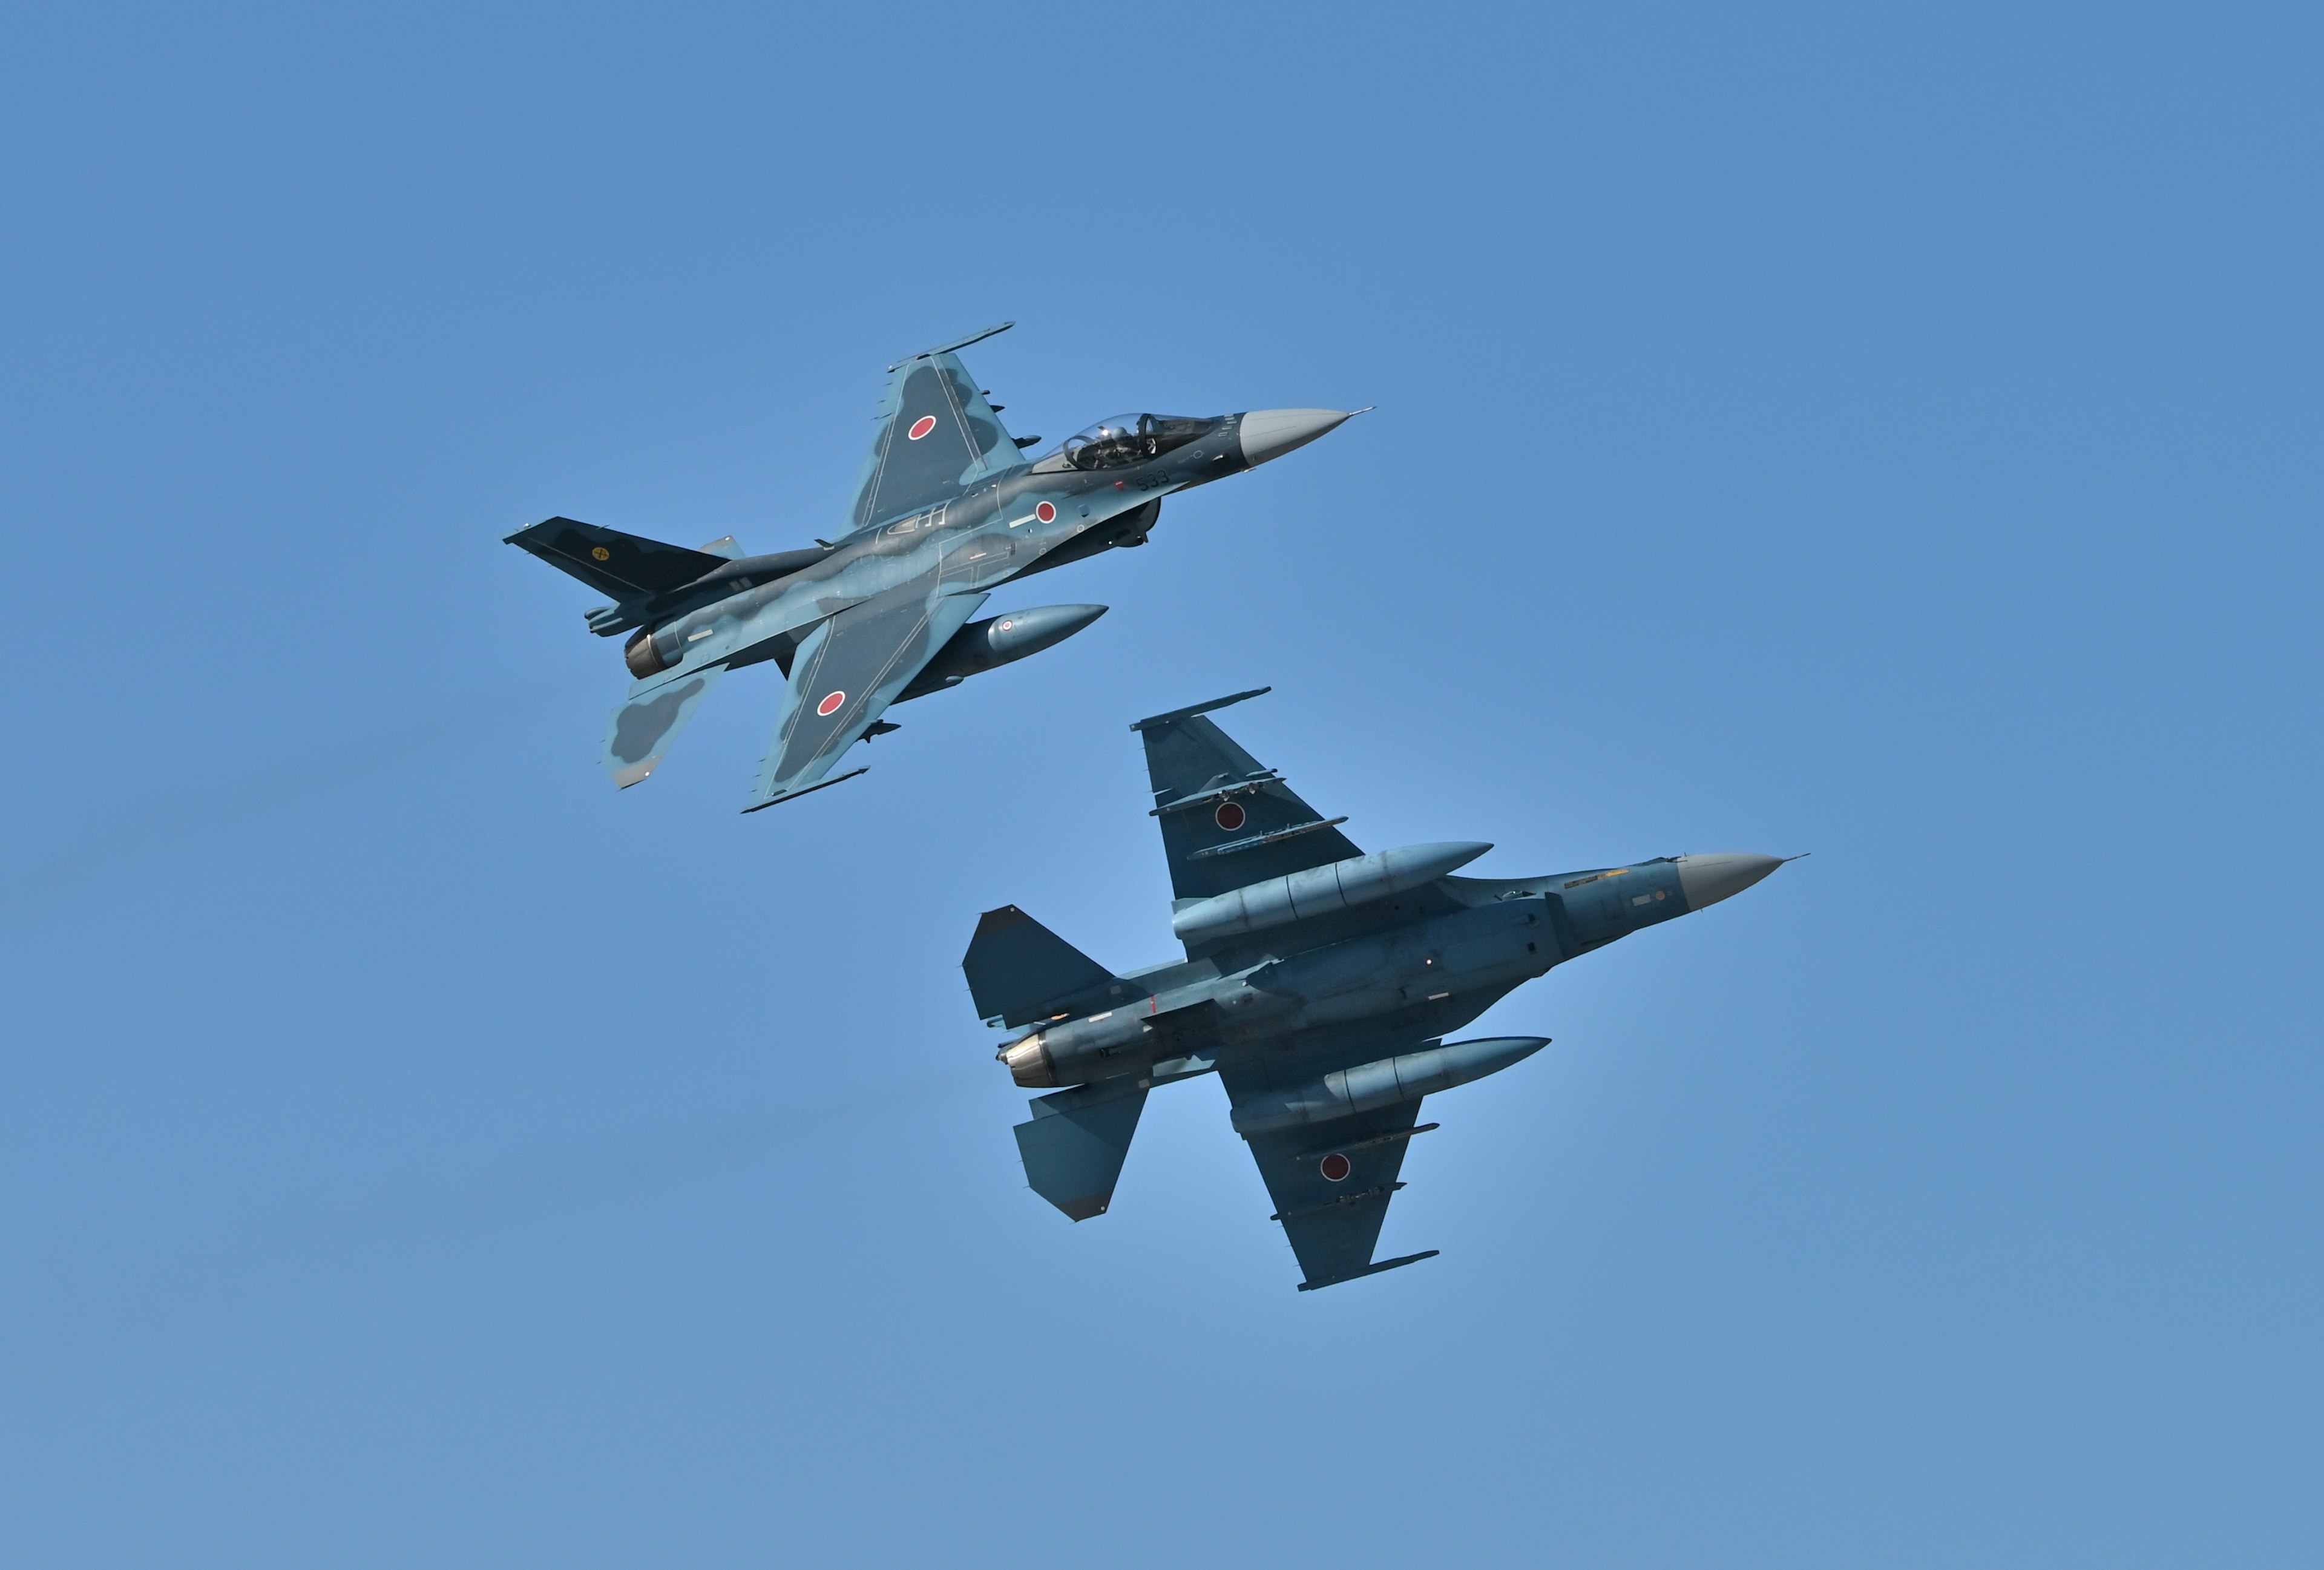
<box><xmin>3</xmin><ymin>4</ymin><xmax>2317</xmax><ymax>1565</ymax></box>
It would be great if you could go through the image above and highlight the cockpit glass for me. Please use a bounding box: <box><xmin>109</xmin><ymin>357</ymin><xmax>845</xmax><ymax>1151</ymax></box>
<box><xmin>1060</xmin><ymin>412</ymin><xmax>1213</xmax><ymax>470</ymax></box>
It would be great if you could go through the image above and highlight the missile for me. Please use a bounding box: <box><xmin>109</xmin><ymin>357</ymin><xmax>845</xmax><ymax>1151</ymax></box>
<box><xmin>1172</xmin><ymin>841</ymin><xmax>1492</xmax><ymax>945</ymax></box>
<box><xmin>899</xmin><ymin>603</ymin><xmax>1107</xmax><ymax>702</ymax></box>
<box><xmin>1229</xmin><ymin>1036</ymin><xmax>1549</xmax><ymax>1134</ymax></box>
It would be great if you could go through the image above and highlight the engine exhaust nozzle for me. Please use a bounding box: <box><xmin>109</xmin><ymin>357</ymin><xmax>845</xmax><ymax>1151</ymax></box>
<box><xmin>625</xmin><ymin>627</ymin><xmax>677</xmax><ymax>679</ymax></box>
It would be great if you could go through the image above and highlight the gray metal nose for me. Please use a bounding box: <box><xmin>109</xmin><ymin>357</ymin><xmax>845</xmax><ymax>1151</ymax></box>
<box><xmin>1675</xmin><ymin>852</ymin><xmax>1785</xmax><ymax>911</ymax></box>
<box><xmin>1237</xmin><ymin>408</ymin><xmax>1357</xmax><ymax>466</ymax></box>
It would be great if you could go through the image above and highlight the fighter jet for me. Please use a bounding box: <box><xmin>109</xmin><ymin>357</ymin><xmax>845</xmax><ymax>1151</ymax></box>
<box><xmin>963</xmin><ymin>689</ymin><xmax>1794</xmax><ymax>1291</ymax></box>
<box><xmin>505</xmin><ymin>324</ymin><xmax>1360</xmax><ymax>809</ymax></box>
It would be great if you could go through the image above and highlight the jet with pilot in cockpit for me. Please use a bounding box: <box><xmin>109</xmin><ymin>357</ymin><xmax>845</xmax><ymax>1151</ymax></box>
<box><xmin>505</xmin><ymin>323</ymin><xmax>1361</xmax><ymax>810</ymax></box>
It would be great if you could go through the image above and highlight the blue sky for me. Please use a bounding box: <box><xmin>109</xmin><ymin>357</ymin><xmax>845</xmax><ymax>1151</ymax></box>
<box><xmin>2</xmin><ymin>4</ymin><xmax>2317</xmax><ymax>1565</ymax></box>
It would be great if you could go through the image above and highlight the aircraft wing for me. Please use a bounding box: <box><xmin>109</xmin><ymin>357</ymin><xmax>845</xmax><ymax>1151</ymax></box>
<box><xmin>743</xmin><ymin>574</ymin><xmax>988</xmax><ymax>810</ymax></box>
<box><xmin>1131</xmin><ymin>689</ymin><xmax>1365</xmax><ymax>902</ymax></box>
<box><xmin>847</xmin><ymin>324</ymin><xmax>1028</xmax><ymax>533</ymax></box>
<box><xmin>1221</xmin><ymin>1058</ymin><xmax>1437</xmax><ymax>1291</ymax></box>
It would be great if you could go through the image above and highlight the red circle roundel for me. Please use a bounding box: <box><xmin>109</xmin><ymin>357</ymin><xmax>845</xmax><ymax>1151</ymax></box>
<box><xmin>1034</xmin><ymin>501</ymin><xmax>1055</xmax><ymax>523</ymax></box>
<box><xmin>906</xmin><ymin>415</ymin><xmax>937</xmax><ymax>441</ymax></box>
<box><xmin>1214</xmin><ymin>801</ymin><xmax>1246</xmax><ymax>832</ymax></box>
<box><xmin>816</xmin><ymin>691</ymin><xmax>846</xmax><ymax>718</ymax></box>
<box><xmin>1319</xmin><ymin>1152</ymin><xmax>1353</xmax><ymax>1183</ymax></box>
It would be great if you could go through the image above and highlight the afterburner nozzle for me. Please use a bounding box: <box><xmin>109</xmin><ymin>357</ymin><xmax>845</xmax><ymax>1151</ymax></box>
<box><xmin>1001</xmin><ymin>1034</ymin><xmax>1056</xmax><ymax>1089</ymax></box>
<box><xmin>624</xmin><ymin>626</ymin><xmax>677</xmax><ymax>679</ymax></box>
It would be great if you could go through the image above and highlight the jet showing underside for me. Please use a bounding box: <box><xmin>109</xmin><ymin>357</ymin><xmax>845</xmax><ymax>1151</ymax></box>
<box><xmin>962</xmin><ymin>689</ymin><xmax>1793</xmax><ymax>1291</ymax></box>
<box><xmin>506</xmin><ymin>323</ymin><xmax>1361</xmax><ymax>810</ymax></box>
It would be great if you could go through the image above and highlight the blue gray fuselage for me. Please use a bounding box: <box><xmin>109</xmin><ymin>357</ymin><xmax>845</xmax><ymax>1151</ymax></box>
<box><xmin>1001</xmin><ymin>852</ymin><xmax>1780</xmax><ymax>1092</ymax></box>
<box><xmin>616</xmin><ymin>412</ymin><xmax>1291</xmax><ymax>688</ymax></box>
<box><xmin>972</xmin><ymin>688</ymin><xmax>1791</xmax><ymax>1289</ymax></box>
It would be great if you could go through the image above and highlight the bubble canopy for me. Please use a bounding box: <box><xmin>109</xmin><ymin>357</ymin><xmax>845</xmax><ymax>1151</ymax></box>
<box><xmin>1059</xmin><ymin>412</ymin><xmax>1215</xmax><ymax>470</ymax></box>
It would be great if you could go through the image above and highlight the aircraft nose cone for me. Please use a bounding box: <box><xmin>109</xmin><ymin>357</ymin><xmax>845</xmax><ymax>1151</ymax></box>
<box><xmin>1237</xmin><ymin>408</ymin><xmax>1357</xmax><ymax>466</ymax></box>
<box><xmin>1675</xmin><ymin>852</ymin><xmax>1785</xmax><ymax>912</ymax></box>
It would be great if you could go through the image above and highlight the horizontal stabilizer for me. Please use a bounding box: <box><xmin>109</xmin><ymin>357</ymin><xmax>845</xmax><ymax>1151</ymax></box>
<box><xmin>601</xmin><ymin>666</ymin><xmax>724</xmax><ymax>789</ymax></box>
<box><xmin>963</xmin><ymin>906</ymin><xmax>1124</xmax><ymax>1027</ymax></box>
<box><xmin>1015</xmin><ymin>1080</ymin><xmax>1147</xmax><ymax>1221</ymax></box>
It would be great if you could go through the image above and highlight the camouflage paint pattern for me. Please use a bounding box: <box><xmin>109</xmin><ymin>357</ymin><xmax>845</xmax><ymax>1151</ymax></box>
<box><xmin>507</xmin><ymin>323</ymin><xmax>1354</xmax><ymax>810</ymax></box>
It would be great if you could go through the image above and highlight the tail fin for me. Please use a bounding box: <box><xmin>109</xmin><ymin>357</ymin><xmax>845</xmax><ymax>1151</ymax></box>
<box><xmin>505</xmin><ymin>516</ymin><xmax>730</xmax><ymax>602</ymax></box>
<box><xmin>963</xmin><ymin>906</ymin><xmax>1126</xmax><ymax>1027</ymax></box>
